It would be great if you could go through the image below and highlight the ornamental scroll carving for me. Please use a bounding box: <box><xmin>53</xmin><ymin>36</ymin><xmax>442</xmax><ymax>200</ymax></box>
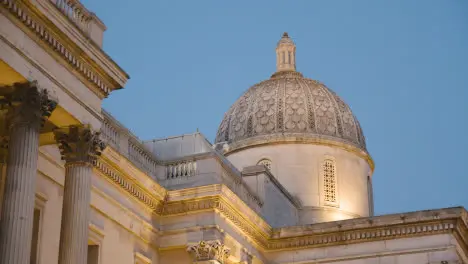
<box><xmin>187</xmin><ymin>240</ymin><xmax>230</xmax><ymax>263</ymax></box>
<box><xmin>1</xmin><ymin>81</ymin><xmax>57</xmax><ymax>129</ymax></box>
<box><xmin>54</xmin><ymin>125</ymin><xmax>105</xmax><ymax>166</ymax></box>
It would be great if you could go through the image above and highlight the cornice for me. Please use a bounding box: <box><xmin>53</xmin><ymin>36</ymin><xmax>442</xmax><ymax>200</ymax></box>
<box><xmin>162</xmin><ymin>196</ymin><xmax>467</xmax><ymax>253</ymax></box>
<box><xmin>165</xmin><ymin>184</ymin><xmax>223</xmax><ymax>199</ymax></box>
<box><xmin>0</xmin><ymin>35</ymin><xmax>103</xmax><ymax>124</ymax></box>
<box><xmin>223</xmin><ymin>134</ymin><xmax>375</xmax><ymax>173</ymax></box>
<box><xmin>91</xmin><ymin>152</ymin><xmax>468</xmax><ymax>255</ymax></box>
<box><xmin>290</xmin><ymin>246</ymin><xmax>455</xmax><ymax>264</ymax></box>
<box><xmin>94</xmin><ymin>158</ymin><xmax>166</xmax><ymax>211</ymax></box>
<box><xmin>269</xmin><ymin>219</ymin><xmax>457</xmax><ymax>251</ymax></box>
<box><xmin>0</xmin><ymin>0</ymin><xmax>126</xmax><ymax>98</ymax></box>
<box><xmin>90</xmin><ymin>146</ymin><xmax>466</xmax><ymax>254</ymax></box>
<box><xmin>37</xmin><ymin>0</ymin><xmax>127</xmax><ymax>82</ymax></box>
<box><xmin>161</xmin><ymin>195</ymin><xmax>270</xmax><ymax>249</ymax></box>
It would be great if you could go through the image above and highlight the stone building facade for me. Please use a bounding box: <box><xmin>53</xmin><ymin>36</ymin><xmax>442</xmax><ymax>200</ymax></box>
<box><xmin>0</xmin><ymin>1</ymin><xmax>466</xmax><ymax>264</ymax></box>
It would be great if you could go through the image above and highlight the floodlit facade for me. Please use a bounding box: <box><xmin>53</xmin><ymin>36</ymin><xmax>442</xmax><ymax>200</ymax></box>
<box><xmin>0</xmin><ymin>1</ymin><xmax>466</xmax><ymax>264</ymax></box>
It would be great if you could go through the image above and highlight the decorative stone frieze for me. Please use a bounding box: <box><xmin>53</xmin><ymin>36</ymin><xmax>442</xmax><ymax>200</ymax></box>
<box><xmin>164</xmin><ymin>194</ymin><xmax>467</xmax><ymax>252</ymax></box>
<box><xmin>187</xmin><ymin>240</ymin><xmax>230</xmax><ymax>263</ymax></box>
<box><xmin>93</xmin><ymin>159</ymin><xmax>165</xmax><ymax>211</ymax></box>
<box><xmin>1</xmin><ymin>0</ymin><xmax>122</xmax><ymax>97</ymax></box>
<box><xmin>54</xmin><ymin>125</ymin><xmax>105</xmax><ymax>166</ymax></box>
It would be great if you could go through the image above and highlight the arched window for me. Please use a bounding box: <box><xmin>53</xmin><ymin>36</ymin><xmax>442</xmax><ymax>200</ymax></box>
<box><xmin>323</xmin><ymin>159</ymin><xmax>337</xmax><ymax>204</ymax></box>
<box><xmin>257</xmin><ymin>159</ymin><xmax>272</xmax><ymax>171</ymax></box>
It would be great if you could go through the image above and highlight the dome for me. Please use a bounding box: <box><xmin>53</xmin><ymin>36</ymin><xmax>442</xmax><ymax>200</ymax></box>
<box><xmin>215</xmin><ymin>33</ymin><xmax>369</xmax><ymax>158</ymax></box>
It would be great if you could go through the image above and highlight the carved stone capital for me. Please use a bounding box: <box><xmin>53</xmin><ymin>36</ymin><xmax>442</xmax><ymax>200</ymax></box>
<box><xmin>54</xmin><ymin>125</ymin><xmax>105</xmax><ymax>166</ymax></box>
<box><xmin>239</xmin><ymin>248</ymin><xmax>253</xmax><ymax>264</ymax></box>
<box><xmin>2</xmin><ymin>81</ymin><xmax>57</xmax><ymax>129</ymax></box>
<box><xmin>187</xmin><ymin>240</ymin><xmax>230</xmax><ymax>263</ymax></box>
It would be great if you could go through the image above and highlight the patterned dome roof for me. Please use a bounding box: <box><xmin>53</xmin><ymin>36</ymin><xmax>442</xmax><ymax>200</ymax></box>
<box><xmin>215</xmin><ymin>71</ymin><xmax>367</xmax><ymax>152</ymax></box>
<box><xmin>215</xmin><ymin>33</ymin><xmax>367</xmax><ymax>154</ymax></box>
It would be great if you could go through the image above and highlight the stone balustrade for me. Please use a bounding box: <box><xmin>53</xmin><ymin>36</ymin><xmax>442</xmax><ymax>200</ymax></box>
<box><xmin>101</xmin><ymin>110</ymin><xmax>158</xmax><ymax>177</ymax></box>
<box><xmin>221</xmin><ymin>169</ymin><xmax>263</xmax><ymax>211</ymax></box>
<box><xmin>101</xmin><ymin>110</ymin><xmax>263</xmax><ymax>211</ymax></box>
<box><xmin>213</xmin><ymin>151</ymin><xmax>263</xmax><ymax>208</ymax></box>
<box><xmin>166</xmin><ymin>160</ymin><xmax>197</xmax><ymax>179</ymax></box>
<box><xmin>128</xmin><ymin>139</ymin><xmax>158</xmax><ymax>176</ymax></box>
<box><xmin>50</xmin><ymin>0</ymin><xmax>91</xmax><ymax>34</ymax></box>
<box><xmin>101</xmin><ymin>119</ymin><xmax>119</xmax><ymax>150</ymax></box>
<box><xmin>162</xmin><ymin>153</ymin><xmax>263</xmax><ymax>212</ymax></box>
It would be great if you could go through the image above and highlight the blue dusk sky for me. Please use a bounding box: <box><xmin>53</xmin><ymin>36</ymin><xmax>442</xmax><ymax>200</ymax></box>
<box><xmin>81</xmin><ymin>0</ymin><xmax>468</xmax><ymax>216</ymax></box>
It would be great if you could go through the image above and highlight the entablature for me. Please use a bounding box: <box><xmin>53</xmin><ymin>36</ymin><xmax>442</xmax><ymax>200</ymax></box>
<box><xmin>1</xmin><ymin>0</ymin><xmax>129</xmax><ymax>99</ymax></box>
<box><xmin>92</xmin><ymin>146</ymin><xmax>468</xmax><ymax>256</ymax></box>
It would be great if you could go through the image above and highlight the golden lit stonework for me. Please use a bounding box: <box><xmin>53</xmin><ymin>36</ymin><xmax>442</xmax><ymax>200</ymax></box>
<box><xmin>187</xmin><ymin>240</ymin><xmax>231</xmax><ymax>263</ymax></box>
<box><xmin>0</xmin><ymin>1</ymin><xmax>466</xmax><ymax>264</ymax></box>
<box><xmin>54</xmin><ymin>125</ymin><xmax>105</xmax><ymax>166</ymax></box>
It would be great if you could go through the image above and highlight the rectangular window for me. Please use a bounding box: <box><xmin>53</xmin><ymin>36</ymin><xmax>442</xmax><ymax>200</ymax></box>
<box><xmin>87</xmin><ymin>245</ymin><xmax>99</xmax><ymax>264</ymax></box>
<box><xmin>30</xmin><ymin>208</ymin><xmax>41</xmax><ymax>264</ymax></box>
<box><xmin>323</xmin><ymin>159</ymin><xmax>337</xmax><ymax>203</ymax></box>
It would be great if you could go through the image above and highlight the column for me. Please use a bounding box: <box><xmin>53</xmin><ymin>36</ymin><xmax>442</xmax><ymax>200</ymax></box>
<box><xmin>0</xmin><ymin>136</ymin><xmax>8</xmax><ymax>219</ymax></box>
<box><xmin>0</xmin><ymin>82</ymin><xmax>57</xmax><ymax>264</ymax></box>
<box><xmin>54</xmin><ymin>125</ymin><xmax>105</xmax><ymax>264</ymax></box>
<box><xmin>187</xmin><ymin>240</ymin><xmax>231</xmax><ymax>264</ymax></box>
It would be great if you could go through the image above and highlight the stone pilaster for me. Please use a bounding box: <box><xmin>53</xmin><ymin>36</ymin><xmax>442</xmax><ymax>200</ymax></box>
<box><xmin>54</xmin><ymin>125</ymin><xmax>104</xmax><ymax>264</ymax></box>
<box><xmin>0</xmin><ymin>81</ymin><xmax>57</xmax><ymax>264</ymax></box>
<box><xmin>187</xmin><ymin>240</ymin><xmax>231</xmax><ymax>264</ymax></box>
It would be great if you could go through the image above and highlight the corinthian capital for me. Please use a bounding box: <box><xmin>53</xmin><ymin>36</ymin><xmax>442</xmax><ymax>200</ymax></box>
<box><xmin>54</xmin><ymin>125</ymin><xmax>105</xmax><ymax>166</ymax></box>
<box><xmin>187</xmin><ymin>240</ymin><xmax>230</xmax><ymax>263</ymax></box>
<box><xmin>2</xmin><ymin>81</ymin><xmax>57</xmax><ymax>128</ymax></box>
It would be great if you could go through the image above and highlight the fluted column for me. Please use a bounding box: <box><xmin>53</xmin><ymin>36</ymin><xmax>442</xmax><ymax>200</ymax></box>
<box><xmin>0</xmin><ymin>82</ymin><xmax>57</xmax><ymax>264</ymax></box>
<box><xmin>0</xmin><ymin>136</ymin><xmax>8</xmax><ymax>219</ymax></box>
<box><xmin>54</xmin><ymin>125</ymin><xmax>104</xmax><ymax>264</ymax></box>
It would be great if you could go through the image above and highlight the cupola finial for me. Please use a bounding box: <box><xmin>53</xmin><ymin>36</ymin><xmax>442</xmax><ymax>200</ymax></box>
<box><xmin>276</xmin><ymin>32</ymin><xmax>296</xmax><ymax>72</ymax></box>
